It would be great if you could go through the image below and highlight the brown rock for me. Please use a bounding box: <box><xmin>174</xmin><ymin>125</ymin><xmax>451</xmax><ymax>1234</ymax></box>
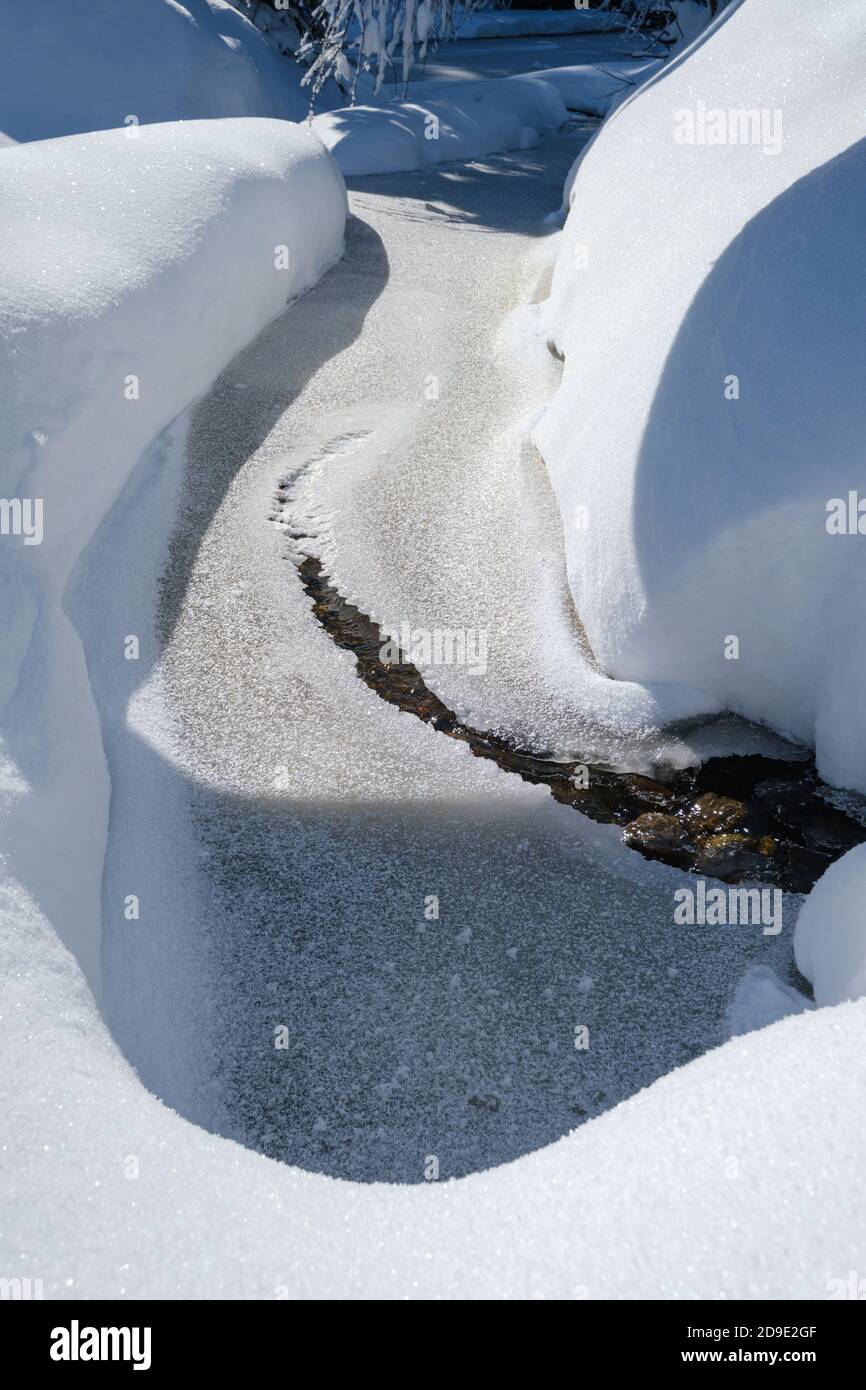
<box><xmin>694</xmin><ymin>833</ymin><xmax>770</xmax><ymax>880</ymax></box>
<box><xmin>623</xmin><ymin>812</ymin><xmax>689</xmax><ymax>857</ymax></box>
<box><xmin>686</xmin><ymin>792</ymin><xmax>747</xmax><ymax>837</ymax></box>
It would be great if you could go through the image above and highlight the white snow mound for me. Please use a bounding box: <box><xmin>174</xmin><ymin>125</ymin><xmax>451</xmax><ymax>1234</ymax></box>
<box><xmin>0</xmin><ymin>0</ymin><xmax>311</xmax><ymax>143</ymax></box>
<box><xmin>795</xmin><ymin>845</ymin><xmax>866</xmax><ymax>1007</ymax></box>
<box><xmin>313</xmin><ymin>75</ymin><xmax>567</xmax><ymax>175</ymax></box>
<box><xmin>0</xmin><ymin>117</ymin><xmax>346</xmax><ymax>988</ymax></box>
<box><xmin>530</xmin><ymin>60</ymin><xmax>663</xmax><ymax>117</ymax></box>
<box><xmin>536</xmin><ymin>0</ymin><xmax>866</xmax><ymax>792</ymax></box>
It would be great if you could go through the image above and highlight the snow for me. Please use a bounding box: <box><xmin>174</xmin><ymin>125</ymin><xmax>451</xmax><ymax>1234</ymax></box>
<box><xmin>0</xmin><ymin>0</ymin><xmax>312</xmax><ymax>143</ymax></box>
<box><xmin>535</xmin><ymin>0</ymin><xmax>866</xmax><ymax>793</ymax></box>
<box><xmin>98</xmin><ymin>132</ymin><xmax>795</xmax><ymax>1178</ymax></box>
<box><xmin>2</xmin><ymin>97</ymin><xmax>846</xmax><ymax>1297</ymax></box>
<box><xmin>376</xmin><ymin>28</ymin><xmax>658</xmax><ymax>88</ymax></box>
<box><xmin>3</xmin><ymin>0</ymin><xmax>865</xmax><ymax>1304</ymax></box>
<box><xmin>527</xmin><ymin>59</ymin><xmax>663</xmax><ymax>117</ymax></box>
<box><xmin>795</xmin><ymin>846</ymin><xmax>866</xmax><ymax>1008</ymax></box>
<box><xmin>726</xmin><ymin>964</ymin><xmax>812</xmax><ymax>1039</ymax></box>
<box><xmin>0</xmin><ymin>117</ymin><xmax>346</xmax><ymax>990</ymax></box>
<box><xmin>4</xmin><ymin>888</ymin><xmax>865</xmax><ymax>1297</ymax></box>
<box><xmin>300</xmin><ymin>121</ymin><xmax>804</xmax><ymax>768</ymax></box>
<box><xmin>313</xmin><ymin>74</ymin><xmax>567</xmax><ymax>175</ymax></box>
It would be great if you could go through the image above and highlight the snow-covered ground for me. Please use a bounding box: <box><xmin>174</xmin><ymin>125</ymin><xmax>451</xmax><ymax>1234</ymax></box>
<box><xmin>3</xmin><ymin>0</ymin><xmax>866</xmax><ymax>1304</ymax></box>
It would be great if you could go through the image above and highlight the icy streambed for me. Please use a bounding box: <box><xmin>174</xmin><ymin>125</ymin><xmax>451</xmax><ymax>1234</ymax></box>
<box><xmin>89</xmin><ymin>122</ymin><xmax>809</xmax><ymax>1184</ymax></box>
<box><xmin>294</xmin><ymin>554</ymin><xmax>865</xmax><ymax>894</ymax></box>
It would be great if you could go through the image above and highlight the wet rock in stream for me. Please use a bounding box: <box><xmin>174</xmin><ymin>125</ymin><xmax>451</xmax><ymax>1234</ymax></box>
<box><xmin>623</xmin><ymin>812</ymin><xmax>691</xmax><ymax>865</ymax></box>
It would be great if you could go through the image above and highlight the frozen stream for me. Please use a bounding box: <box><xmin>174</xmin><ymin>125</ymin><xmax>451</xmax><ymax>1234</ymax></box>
<box><xmin>81</xmin><ymin>115</ymin><xmax>807</xmax><ymax>1184</ymax></box>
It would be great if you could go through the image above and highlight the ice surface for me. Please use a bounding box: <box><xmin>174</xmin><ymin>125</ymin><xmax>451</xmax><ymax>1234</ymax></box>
<box><xmin>536</xmin><ymin>0</ymin><xmax>866</xmax><ymax>792</ymax></box>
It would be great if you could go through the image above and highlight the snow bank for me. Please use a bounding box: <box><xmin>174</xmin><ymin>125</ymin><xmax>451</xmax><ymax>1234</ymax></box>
<box><xmin>0</xmin><ymin>118</ymin><xmax>346</xmax><ymax>989</ymax></box>
<box><xmin>0</xmin><ymin>0</ymin><xmax>310</xmax><ymax>143</ymax></box>
<box><xmin>454</xmin><ymin>7</ymin><xmax>626</xmax><ymax>39</ymax></box>
<box><xmin>536</xmin><ymin>0</ymin><xmax>866</xmax><ymax>792</ymax></box>
<box><xmin>532</xmin><ymin>59</ymin><xmax>662</xmax><ymax>117</ymax></box>
<box><xmin>795</xmin><ymin>846</ymin><xmax>866</xmax><ymax>1007</ymax></box>
<box><xmin>726</xmin><ymin>964</ymin><xmax>812</xmax><ymax>1039</ymax></box>
<box><xmin>313</xmin><ymin>73</ymin><xmax>566</xmax><ymax>175</ymax></box>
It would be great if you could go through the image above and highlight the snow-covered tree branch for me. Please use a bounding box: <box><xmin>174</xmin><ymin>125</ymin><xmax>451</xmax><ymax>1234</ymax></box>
<box><xmin>298</xmin><ymin>0</ymin><xmax>481</xmax><ymax>102</ymax></box>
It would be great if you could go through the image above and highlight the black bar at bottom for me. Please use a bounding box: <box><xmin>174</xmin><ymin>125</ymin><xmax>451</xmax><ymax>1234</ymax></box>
<box><xmin>4</xmin><ymin>1298</ymin><xmax>861</xmax><ymax>1373</ymax></box>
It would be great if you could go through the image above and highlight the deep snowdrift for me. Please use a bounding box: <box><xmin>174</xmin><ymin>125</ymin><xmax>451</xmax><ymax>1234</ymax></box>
<box><xmin>0</xmin><ymin>0</ymin><xmax>311</xmax><ymax>142</ymax></box>
<box><xmin>0</xmin><ymin>118</ymin><xmax>346</xmax><ymax>989</ymax></box>
<box><xmin>536</xmin><ymin>0</ymin><xmax>866</xmax><ymax>792</ymax></box>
